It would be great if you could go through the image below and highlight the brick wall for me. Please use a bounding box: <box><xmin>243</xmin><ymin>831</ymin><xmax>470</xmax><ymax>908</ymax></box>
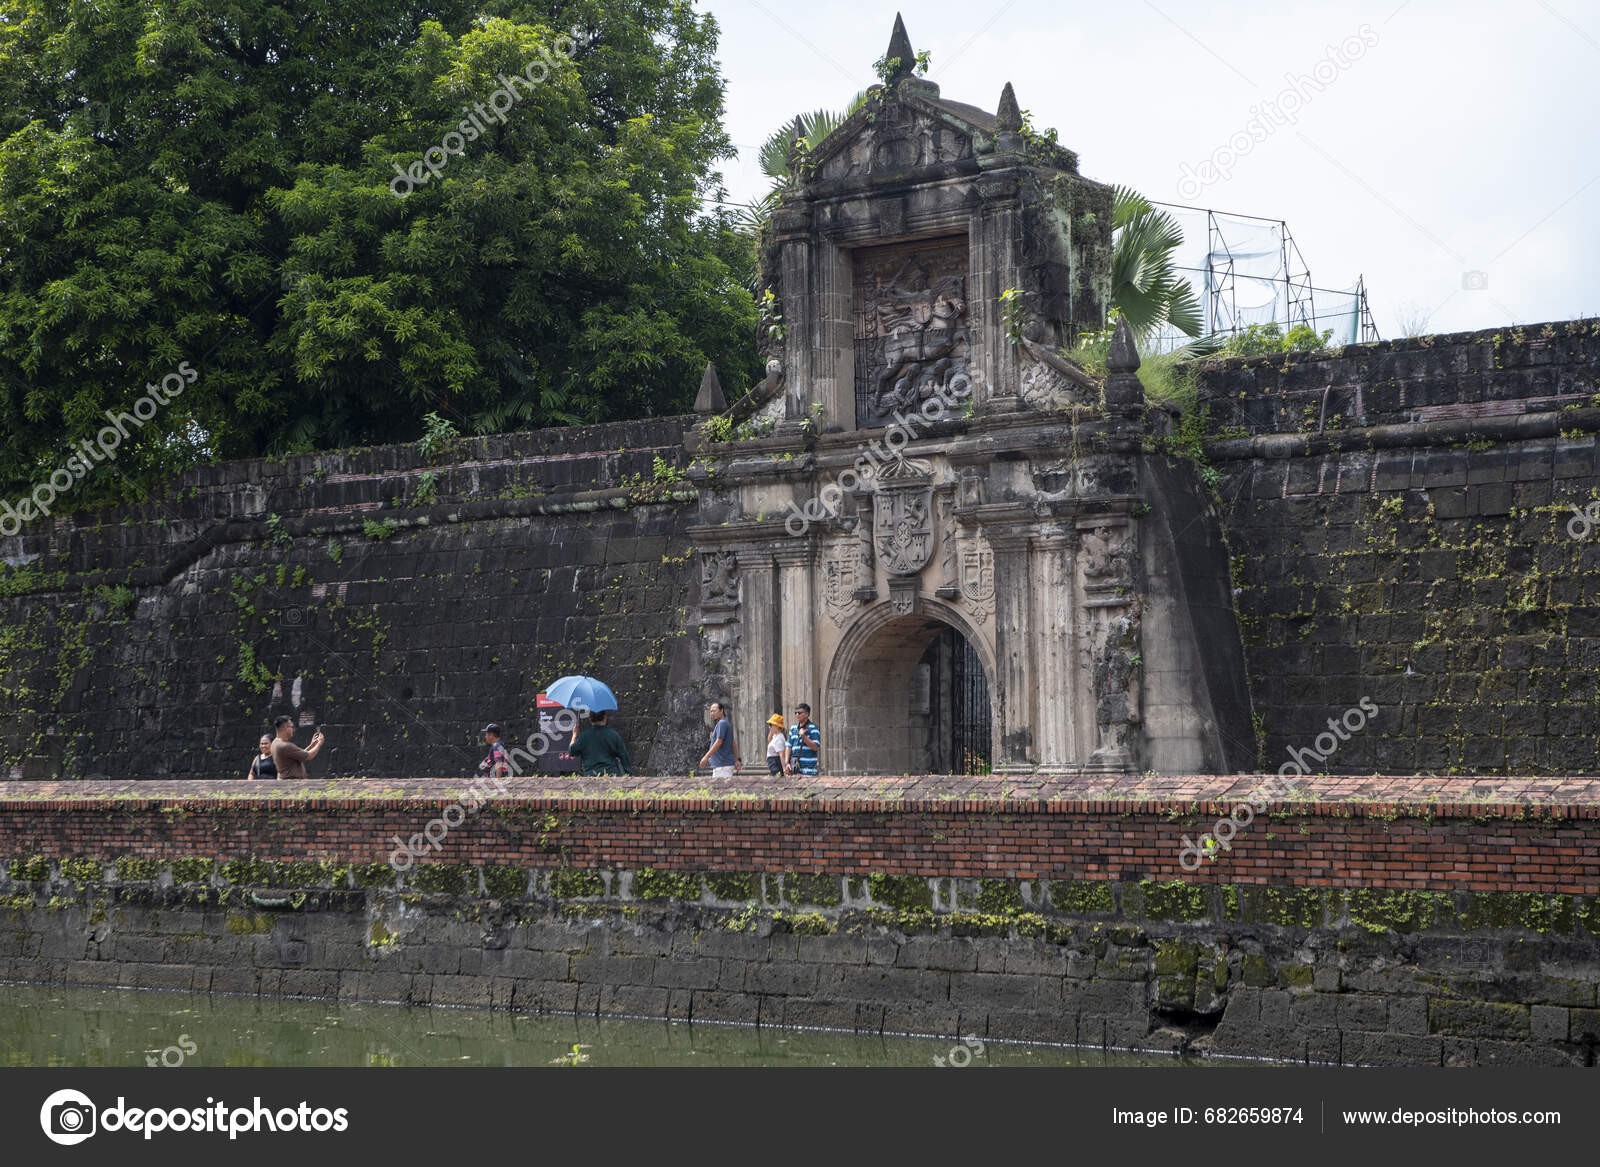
<box><xmin>2</xmin><ymin>791</ymin><xmax>1597</xmax><ymax>894</ymax></box>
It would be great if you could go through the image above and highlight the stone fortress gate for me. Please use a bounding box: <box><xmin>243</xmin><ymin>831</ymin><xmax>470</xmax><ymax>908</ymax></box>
<box><xmin>687</xmin><ymin>17</ymin><xmax>1254</xmax><ymax>777</ymax></box>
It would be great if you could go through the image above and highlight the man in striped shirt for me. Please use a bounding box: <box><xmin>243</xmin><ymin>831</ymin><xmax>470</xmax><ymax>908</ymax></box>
<box><xmin>786</xmin><ymin>703</ymin><xmax>820</xmax><ymax>776</ymax></box>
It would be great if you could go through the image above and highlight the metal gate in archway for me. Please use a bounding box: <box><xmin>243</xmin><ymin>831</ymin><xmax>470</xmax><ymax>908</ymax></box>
<box><xmin>950</xmin><ymin>630</ymin><xmax>992</xmax><ymax>775</ymax></box>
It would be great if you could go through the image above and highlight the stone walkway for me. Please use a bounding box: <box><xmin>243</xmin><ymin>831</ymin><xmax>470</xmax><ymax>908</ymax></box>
<box><xmin>3</xmin><ymin>772</ymin><xmax>1600</xmax><ymax>807</ymax></box>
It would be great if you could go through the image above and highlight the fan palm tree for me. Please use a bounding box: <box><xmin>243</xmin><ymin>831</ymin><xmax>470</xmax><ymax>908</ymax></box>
<box><xmin>731</xmin><ymin>99</ymin><xmax>869</xmax><ymax>247</ymax></box>
<box><xmin>1110</xmin><ymin>185</ymin><xmax>1205</xmax><ymax>341</ymax></box>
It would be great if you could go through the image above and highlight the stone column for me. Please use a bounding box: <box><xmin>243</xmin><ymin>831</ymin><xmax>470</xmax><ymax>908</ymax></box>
<box><xmin>987</xmin><ymin>529</ymin><xmax>1035</xmax><ymax>772</ymax></box>
<box><xmin>774</xmin><ymin>542</ymin><xmax>818</xmax><ymax>737</ymax></box>
<box><xmin>1030</xmin><ymin>530</ymin><xmax>1077</xmax><ymax>769</ymax></box>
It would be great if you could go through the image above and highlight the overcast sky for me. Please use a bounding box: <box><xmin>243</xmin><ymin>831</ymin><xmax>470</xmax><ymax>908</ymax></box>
<box><xmin>704</xmin><ymin>0</ymin><xmax>1599</xmax><ymax>340</ymax></box>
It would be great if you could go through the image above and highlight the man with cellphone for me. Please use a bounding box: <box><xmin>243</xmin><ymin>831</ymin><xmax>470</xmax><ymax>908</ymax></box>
<box><xmin>269</xmin><ymin>714</ymin><xmax>325</xmax><ymax>780</ymax></box>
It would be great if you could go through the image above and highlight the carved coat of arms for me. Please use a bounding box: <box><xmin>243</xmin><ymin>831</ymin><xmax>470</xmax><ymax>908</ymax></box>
<box><xmin>960</xmin><ymin>537</ymin><xmax>995</xmax><ymax>623</ymax></box>
<box><xmin>823</xmin><ymin>543</ymin><xmax>860</xmax><ymax>627</ymax></box>
<box><xmin>874</xmin><ymin>483</ymin><xmax>933</xmax><ymax>576</ymax></box>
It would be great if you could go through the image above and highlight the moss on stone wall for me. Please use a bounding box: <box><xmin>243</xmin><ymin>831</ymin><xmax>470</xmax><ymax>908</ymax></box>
<box><xmin>1048</xmin><ymin>880</ymin><xmax>1116</xmax><ymax>914</ymax></box>
<box><xmin>782</xmin><ymin>873</ymin><xmax>842</xmax><ymax>907</ymax></box>
<box><xmin>551</xmin><ymin>869</ymin><xmax>606</xmax><ymax>898</ymax></box>
<box><xmin>482</xmin><ymin>865</ymin><xmax>527</xmax><ymax>900</ymax></box>
<box><xmin>864</xmin><ymin>873</ymin><xmax>934</xmax><ymax>912</ymax></box>
<box><xmin>632</xmin><ymin>868</ymin><xmax>700</xmax><ymax>901</ymax></box>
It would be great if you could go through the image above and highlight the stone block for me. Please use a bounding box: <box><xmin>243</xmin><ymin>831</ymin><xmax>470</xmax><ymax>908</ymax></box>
<box><xmin>570</xmin><ymin>954</ymin><xmax>652</xmax><ymax>985</ymax></box>
<box><xmin>651</xmin><ymin>958</ymin><xmax>722</xmax><ymax>991</ymax></box>
<box><xmin>1340</xmin><ymin>1032</ymin><xmax>1443</xmax><ymax>1067</ymax></box>
<box><xmin>983</xmin><ymin>1010</ymin><xmax>1077</xmax><ymax>1046</ymax></box>
<box><xmin>947</xmin><ymin>972</ymin><xmax>1053</xmax><ymax>1012</ymax></box>
<box><xmin>745</xmin><ymin>962</ymin><xmax>820</xmax><ymax>997</ymax></box>
<box><xmin>690</xmin><ymin>990</ymin><xmax>760</xmax><ymax>1023</ymax></box>
<box><xmin>896</xmin><ymin>937</ymin><xmax>979</xmax><ymax>972</ymax></box>
<box><xmin>512</xmin><ymin>979</ymin><xmax>578</xmax><ymax>1014</ymax></box>
<box><xmin>823</xmin><ymin>966</ymin><xmax>949</xmax><ymax>1004</ymax></box>
<box><xmin>796</xmin><ymin>935</ymin><xmax>868</xmax><ymax>964</ymax></box>
<box><xmin>430</xmin><ymin>974</ymin><xmax>493</xmax><ymax>1007</ymax></box>
<box><xmin>1530</xmin><ymin>1005</ymin><xmax>1569</xmax><ymax>1042</ymax></box>
<box><xmin>1002</xmin><ymin>944</ymin><xmax>1068</xmax><ymax>978</ymax></box>
<box><xmin>1337</xmin><ymin>993</ymin><xmax>1388</xmax><ymax>1030</ymax></box>
<box><xmin>780</xmin><ymin>999</ymin><xmax>860</xmax><ymax>1032</ymax></box>
<box><xmin>599</xmin><ymin>984</ymin><xmax>670</xmax><ymax>1018</ymax></box>
<box><xmin>881</xmin><ymin>1005</ymin><xmax>962</xmax><ymax>1040</ymax></box>
<box><xmin>1428</xmin><ymin>999</ymin><xmax>1529</xmax><ymax>1038</ymax></box>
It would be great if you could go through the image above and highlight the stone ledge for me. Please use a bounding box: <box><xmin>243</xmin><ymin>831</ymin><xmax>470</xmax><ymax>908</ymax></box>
<box><xmin>3</xmin><ymin>774</ymin><xmax>1600</xmax><ymax>813</ymax></box>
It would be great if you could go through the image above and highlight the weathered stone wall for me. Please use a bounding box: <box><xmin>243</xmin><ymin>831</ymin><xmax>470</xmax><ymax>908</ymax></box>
<box><xmin>4</xmin><ymin>857</ymin><xmax>1597</xmax><ymax>1066</ymax></box>
<box><xmin>1198</xmin><ymin>319</ymin><xmax>1600</xmax><ymax>775</ymax></box>
<box><xmin>0</xmin><ymin>418</ymin><xmax>707</xmax><ymax>780</ymax></box>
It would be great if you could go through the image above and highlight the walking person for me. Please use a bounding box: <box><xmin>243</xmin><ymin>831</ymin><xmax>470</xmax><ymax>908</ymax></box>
<box><xmin>269</xmin><ymin>715</ymin><xmax>325</xmax><ymax>780</ymax></box>
<box><xmin>698</xmin><ymin>700</ymin><xmax>740</xmax><ymax>778</ymax></box>
<box><xmin>246</xmin><ymin>734</ymin><xmax>277</xmax><ymax>780</ymax></box>
<box><xmin>764</xmin><ymin>714</ymin><xmax>789</xmax><ymax>776</ymax></box>
<box><xmin>786</xmin><ymin>703</ymin><xmax>820</xmax><ymax>776</ymax></box>
<box><xmin>480</xmin><ymin>723</ymin><xmax>512</xmax><ymax>779</ymax></box>
<box><xmin>566</xmin><ymin>709</ymin><xmax>631</xmax><ymax>776</ymax></box>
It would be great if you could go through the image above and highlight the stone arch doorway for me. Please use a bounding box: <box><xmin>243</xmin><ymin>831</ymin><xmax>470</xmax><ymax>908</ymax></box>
<box><xmin>825</xmin><ymin>603</ymin><xmax>995</xmax><ymax>775</ymax></box>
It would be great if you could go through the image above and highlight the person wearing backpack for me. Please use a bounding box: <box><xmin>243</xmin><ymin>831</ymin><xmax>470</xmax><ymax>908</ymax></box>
<box><xmin>479</xmin><ymin>724</ymin><xmax>512</xmax><ymax>779</ymax></box>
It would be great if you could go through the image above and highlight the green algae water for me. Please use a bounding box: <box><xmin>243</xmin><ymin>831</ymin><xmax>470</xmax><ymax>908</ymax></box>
<box><xmin>0</xmin><ymin>985</ymin><xmax>1198</xmax><ymax>1068</ymax></box>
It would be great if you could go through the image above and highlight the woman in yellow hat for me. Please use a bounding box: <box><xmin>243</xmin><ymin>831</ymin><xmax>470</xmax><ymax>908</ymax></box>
<box><xmin>764</xmin><ymin>714</ymin><xmax>790</xmax><ymax>776</ymax></box>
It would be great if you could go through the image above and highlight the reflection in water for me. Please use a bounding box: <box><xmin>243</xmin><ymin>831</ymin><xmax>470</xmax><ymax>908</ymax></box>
<box><xmin>0</xmin><ymin>985</ymin><xmax>1200</xmax><ymax>1068</ymax></box>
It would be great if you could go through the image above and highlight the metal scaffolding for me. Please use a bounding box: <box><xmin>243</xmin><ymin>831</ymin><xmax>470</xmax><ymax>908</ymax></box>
<box><xmin>1147</xmin><ymin>201</ymin><xmax>1378</xmax><ymax>352</ymax></box>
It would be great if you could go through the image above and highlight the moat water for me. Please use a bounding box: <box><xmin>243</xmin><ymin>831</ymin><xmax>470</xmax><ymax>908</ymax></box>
<box><xmin>0</xmin><ymin>985</ymin><xmax>1200</xmax><ymax>1068</ymax></box>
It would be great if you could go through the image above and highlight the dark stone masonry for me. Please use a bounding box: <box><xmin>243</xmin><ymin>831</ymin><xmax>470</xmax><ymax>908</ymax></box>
<box><xmin>1198</xmin><ymin>319</ymin><xmax>1600</xmax><ymax>776</ymax></box>
<box><xmin>2</xmin><ymin>322</ymin><xmax>1598</xmax><ymax>781</ymax></box>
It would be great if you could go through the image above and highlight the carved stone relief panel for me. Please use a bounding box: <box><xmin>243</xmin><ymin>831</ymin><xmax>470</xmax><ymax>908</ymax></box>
<box><xmin>816</xmin><ymin>103</ymin><xmax>973</xmax><ymax>182</ymax></box>
<box><xmin>852</xmin><ymin>237</ymin><xmax>970</xmax><ymax>429</ymax></box>
<box><xmin>700</xmin><ymin>549</ymin><xmax>740</xmax><ymax>625</ymax></box>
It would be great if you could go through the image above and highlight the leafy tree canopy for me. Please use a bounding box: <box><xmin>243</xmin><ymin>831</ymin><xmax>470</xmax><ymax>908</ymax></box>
<box><xmin>0</xmin><ymin>0</ymin><xmax>758</xmax><ymax>507</ymax></box>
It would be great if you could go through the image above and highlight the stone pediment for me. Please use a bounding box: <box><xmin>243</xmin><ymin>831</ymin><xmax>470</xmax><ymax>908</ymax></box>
<box><xmin>807</xmin><ymin>91</ymin><xmax>986</xmax><ymax>187</ymax></box>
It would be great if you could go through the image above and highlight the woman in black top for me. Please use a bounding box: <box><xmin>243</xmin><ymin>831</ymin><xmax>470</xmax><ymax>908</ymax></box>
<box><xmin>247</xmin><ymin>734</ymin><xmax>277</xmax><ymax>780</ymax></box>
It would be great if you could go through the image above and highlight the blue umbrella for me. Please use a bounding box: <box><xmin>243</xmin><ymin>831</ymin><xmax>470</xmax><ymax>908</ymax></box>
<box><xmin>543</xmin><ymin>675</ymin><xmax>619</xmax><ymax>713</ymax></box>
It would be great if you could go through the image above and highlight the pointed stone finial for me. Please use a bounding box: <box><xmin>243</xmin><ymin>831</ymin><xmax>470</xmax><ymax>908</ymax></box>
<box><xmin>1108</xmin><ymin>317</ymin><xmax>1141</xmax><ymax>373</ymax></box>
<box><xmin>1103</xmin><ymin>317</ymin><xmax>1146</xmax><ymax>411</ymax></box>
<box><xmin>883</xmin><ymin>13</ymin><xmax>915</xmax><ymax>85</ymax></box>
<box><xmin>694</xmin><ymin>361</ymin><xmax>726</xmax><ymax>414</ymax></box>
<box><xmin>996</xmin><ymin>82</ymin><xmax>1022</xmax><ymax>133</ymax></box>
<box><xmin>785</xmin><ymin>115</ymin><xmax>806</xmax><ymax>170</ymax></box>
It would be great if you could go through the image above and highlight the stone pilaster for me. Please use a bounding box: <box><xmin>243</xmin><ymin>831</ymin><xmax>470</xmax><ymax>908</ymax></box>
<box><xmin>1030</xmin><ymin>530</ymin><xmax>1078</xmax><ymax>769</ymax></box>
<box><xmin>734</xmin><ymin>547</ymin><xmax>780</xmax><ymax>771</ymax></box>
<box><xmin>988</xmin><ymin>529</ymin><xmax>1035</xmax><ymax>771</ymax></box>
<box><xmin>774</xmin><ymin>542</ymin><xmax>819</xmax><ymax>725</ymax></box>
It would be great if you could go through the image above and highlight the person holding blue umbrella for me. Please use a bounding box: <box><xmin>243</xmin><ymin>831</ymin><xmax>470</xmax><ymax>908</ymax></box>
<box><xmin>544</xmin><ymin>675</ymin><xmax>630</xmax><ymax>776</ymax></box>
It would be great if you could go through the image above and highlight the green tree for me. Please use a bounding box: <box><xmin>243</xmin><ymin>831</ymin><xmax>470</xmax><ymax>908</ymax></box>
<box><xmin>0</xmin><ymin>0</ymin><xmax>759</xmax><ymax>507</ymax></box>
